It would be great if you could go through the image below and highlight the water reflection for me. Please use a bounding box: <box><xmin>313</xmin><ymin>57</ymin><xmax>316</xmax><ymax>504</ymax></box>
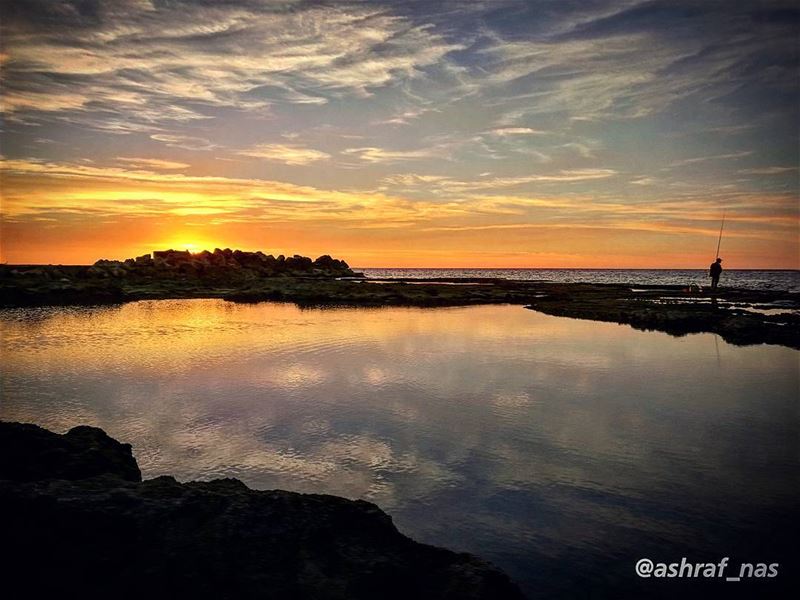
<box><xmin>1</xmin><ymin>300</ymin><xmax>797</xmax><ymax>598</ymax></box>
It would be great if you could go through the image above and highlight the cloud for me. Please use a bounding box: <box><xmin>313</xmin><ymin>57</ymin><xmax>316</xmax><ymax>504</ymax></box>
<box><xmin>738</xmin><ymin>166</ymin><xmax>798</xmax><ymax>176</ymax></box>
<box><xmin>1</xmin><ymin>1</ymin><xmax>797</xmax><ymax>267</ymax></box>
<box><xmin>1</xmin><ymin>1</ymin><xmax>463</xmax><ymax>134</ymax></box>
<box><xmin>381</xmin><ymin>174</ymin><xmax>453</xmax><ymax>186</ymax></box>
<box><xmin>470</xmin><ymin>1</ymin><xmax>798</xmax><ymax>128</ymax></box>
<box><xmin>488</xmin><ymin>127</ymin><xmax>547</xmax><ymax>136</ymax></box>
<box><xmin>342</xmin><ymin>146</ymin><xmax>442</xmax><ymax>164</ymax></box>
<box><xmin>116</xmin><ymin>157</ymin><xmax>190</xmax><ymax>170</ymax></box>
<box><xmin>236</xmin><ymin>144</ymin><xmax>331</xmax><ymax>166</ymax></box>
<box><xmin>149</xmin><ymin>134</ymin><xmax>217</xmax><ymax>151</ymax></box>
<box><xmin>668</xmin><ymin>151</ymin><xmax>753</xmax><ymax>168</ymax></box>
<box><xmin>382</xmin><ymin>169</ymin><xmax>619</xmax><ymax>195</ymax></box>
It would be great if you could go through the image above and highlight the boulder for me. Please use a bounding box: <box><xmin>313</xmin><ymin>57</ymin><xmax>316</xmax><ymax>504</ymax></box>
<box><xmin>0</xmin><ymin>421</ymin><xmax>524</xmax><ymax>600</ymax></box>
<box><xmin>0</xmin><ymin>422</ymin><xmax>141</xmax><ymax>482</ymax></box>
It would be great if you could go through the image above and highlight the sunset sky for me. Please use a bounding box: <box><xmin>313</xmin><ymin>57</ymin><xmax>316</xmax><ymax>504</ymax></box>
<box><xmin>1</xmin><ymin>0</ymin><xmax>798</xmax><ymax>268</ymax></box>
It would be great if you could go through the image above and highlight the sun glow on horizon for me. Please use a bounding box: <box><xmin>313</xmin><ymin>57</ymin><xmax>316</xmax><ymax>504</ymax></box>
<box><xmin>0</xmin><ymin>1</ymin><xmax>797</xmax><ymax>269</ymax></box>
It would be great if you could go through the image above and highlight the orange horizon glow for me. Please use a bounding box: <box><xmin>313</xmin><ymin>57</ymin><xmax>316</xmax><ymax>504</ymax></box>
<box><xmin>2</xmin><ymin>158</ymin><xmax>797</xmax><ymax>269</ymax></box>
<box><xmin>1</xmin><ymin>243</ymin><xmax>797</xmax><ymax>271</ymax></box>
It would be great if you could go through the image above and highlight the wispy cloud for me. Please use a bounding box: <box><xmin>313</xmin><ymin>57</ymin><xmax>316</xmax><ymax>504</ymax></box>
<box><xmin>738</xmin><ymin>166</ymin><xmax>798</xmax><ymax>176</ymax></box>
<box><xmin>116</xmin><ymin>157</ymin><xmax>190</xmax><ymax>171</ymax></box>
<box><xmin>487</xmin><ymin>128</ymin><xmax>547</xmax><ymax>136</ymax></box>
<box><xmin>668</xmin><ymin>151</ymin><xmax>753</xmax><ymax>168</ymax></box>
<box><xmin>382</xmin><ymin>169</ymin><xmax>618</xmax><ymax>195</ymax></box>
<box><xmin>150</xmin><ymin>134</ymin><xmax>218</xmax><ymax>151</ymax></box>
<box><xmin>342</xmin><ymin>147</ymin><xmax>443</xmax><ymax>164</ymax></box>
<box><xmin>236</xmin><ymin>144</ymin><xmax>331</xmax><ymax>166</ymax></box>
<box><xmin>1</xmin><ymin>2</ymin><xmax>463</xmax><ymax>134</ymax></box>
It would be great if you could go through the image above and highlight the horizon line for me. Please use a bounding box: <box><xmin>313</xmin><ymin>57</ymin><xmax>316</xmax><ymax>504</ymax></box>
<box><xmin>4</xmin><ymin>262</ymin><xmax>797</xmax><ymax>272</ymax></box>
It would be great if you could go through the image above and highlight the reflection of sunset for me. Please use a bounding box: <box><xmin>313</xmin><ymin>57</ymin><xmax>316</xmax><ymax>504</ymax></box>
<box><xmin>2</xmin><ymin>299</ymin><xmax>796</xmax><ymax>509</ymax></box>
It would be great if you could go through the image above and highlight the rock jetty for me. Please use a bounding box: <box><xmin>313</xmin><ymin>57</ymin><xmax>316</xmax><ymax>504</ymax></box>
<box><xmin>0</xmin><ymin>248</ymin><xmax>358</xmax><ymax>306</ymax></box>
<box><xmin>0</xmin><ymin>421</ymin><xmax>525</xmax><ymax>600</ymax></box>
<box><xmin>92</xmin><ymin>248</ymin><xmax>355</xmax><ymax>279</ymax></box>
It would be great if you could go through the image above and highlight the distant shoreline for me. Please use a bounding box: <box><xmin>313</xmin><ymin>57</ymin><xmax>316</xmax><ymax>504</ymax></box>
<box><xmin>4</xmin><ymin>264</ymin><xmax>797</xmax><ymax>271</ymax></box>
<box><xmin>1</xmin><ymin>261</ymin><xmax>798</xmax><ymax>350</ymax></box>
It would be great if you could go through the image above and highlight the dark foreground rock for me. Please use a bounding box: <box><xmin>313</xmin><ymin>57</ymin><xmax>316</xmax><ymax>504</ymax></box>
<box><xmin>0</xmin><ymin>422</ymin><xmax>525</xmax><ymax>600</ymax></box>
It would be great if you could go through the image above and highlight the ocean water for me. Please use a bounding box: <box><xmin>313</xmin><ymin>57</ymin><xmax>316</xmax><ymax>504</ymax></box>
<box><xmin>1</xmin><ymin>300</ymin><xmax>797</xmax><ymax>598</ymax></box>
<box><xmin>358</xmin><ymin>268</ymin><xmax>800</xmax><ymax>291</ymax></box>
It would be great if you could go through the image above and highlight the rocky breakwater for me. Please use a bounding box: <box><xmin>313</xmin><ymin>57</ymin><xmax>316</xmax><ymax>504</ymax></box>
<box><xmin>0</xmin><ymin>248</ymin><xmax>359</xmax><ymax>306</ymax></box>
<box><xmin>92</xmin><ymin>248</ymin><xmax>357</xmax><ymax>281</ymax></box>
<box><xmin>0</xmin><ymin>421</ymin><xmax>525</xmax><ymax>600</ymax></box>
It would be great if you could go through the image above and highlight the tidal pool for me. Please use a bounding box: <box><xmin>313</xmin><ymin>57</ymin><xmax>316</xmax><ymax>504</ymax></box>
<box><xmin>1</xmin><ymin>300</ymin><xmax>797</xmax><ymax>597</ymax></box>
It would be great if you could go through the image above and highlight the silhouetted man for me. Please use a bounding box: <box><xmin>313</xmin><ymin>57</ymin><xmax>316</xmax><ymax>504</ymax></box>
<box><xmin>709</xmin><ymin>257</ymin><xmax>723</xmax><ymax>291</ymax></box>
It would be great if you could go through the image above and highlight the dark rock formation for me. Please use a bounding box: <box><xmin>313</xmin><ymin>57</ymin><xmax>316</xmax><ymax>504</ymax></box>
<box><xmin>0</xmin><ymin>422</ymin><xmax>525</xmax><ymax>600</ymax></box>
<box><xmin>524</xmin><ymin>283</ymin><xmax>800</xmax><ymax>349</ymax></box>
<box><xmin>0</xmin><ymin>249</ymin><xmax>360</xmax><ymax>307</ymax></box>
<box><xmin>107</xmin><ymin>248</ymin><xmax>359</xmax><ymax>280</ymax></box>
<box><xmin>0</xmin><ymin>422</ymin><xmax>141</xmax><ymax>482</ymax></box>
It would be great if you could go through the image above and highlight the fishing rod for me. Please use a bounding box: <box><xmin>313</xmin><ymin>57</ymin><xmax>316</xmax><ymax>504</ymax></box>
<box><xmin>715</xmin><ymin>210</ymin><xmax>726</xmax><ymax>260</ymax></box>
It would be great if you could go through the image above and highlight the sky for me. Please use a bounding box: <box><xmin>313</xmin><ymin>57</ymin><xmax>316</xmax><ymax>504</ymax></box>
<box><xmin>1</xmin><ymin>0</ymin><xmax>798</xmax><ymax>268</ymax></box>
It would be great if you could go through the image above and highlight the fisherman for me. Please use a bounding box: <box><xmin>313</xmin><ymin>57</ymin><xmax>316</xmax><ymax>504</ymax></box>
<box><xmin>709</xmin><ymin>257</ymin><xmax>723</xmax><ymax>291</ymax></box>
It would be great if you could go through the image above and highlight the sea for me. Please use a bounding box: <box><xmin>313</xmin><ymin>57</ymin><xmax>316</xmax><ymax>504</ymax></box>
<box><xmin>357</xmin><ymin>268</ymin><xmax>800</xmax><ymax>292</ymax></box>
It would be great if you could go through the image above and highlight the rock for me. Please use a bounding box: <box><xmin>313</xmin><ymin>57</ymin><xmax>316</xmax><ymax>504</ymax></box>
<box><xmin>314</xmin><ymin>254</ymin><xmax>350</xmax><ymax>272</ymax></box>
<box><xmin>0</xmin><ymin>422</ymin><xmax>141</xmax><ymax>482</ymax></box>
<box><xmin>285</xmin><ymin>255</ymin><xmax>313</xmax><ymax>271</ymax></box>
<box><xmin>0</xmin><ymin>421</ymin><xmax>525</xmax><ymax>600</ymax></box>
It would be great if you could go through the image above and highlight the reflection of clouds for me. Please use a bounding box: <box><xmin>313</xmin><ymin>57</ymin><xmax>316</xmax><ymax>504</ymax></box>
<box><xmin>266</xmin><ymin>363</ymin><xmax>328</xmax><ymax>389</ymax></box>
<box><xmin>363</xmin><ymin>366</ymin><xmax>390</xmax><ymax>387</ymax></box>
<box><xmin>491</xmin><ymin>391</ymin><xmax>533</xmax><ymax>409</ymax></box>
<box><xmin>2</xmin><ymin>299</ymin><xmax>798</xmax><ymax>592</ymax></box>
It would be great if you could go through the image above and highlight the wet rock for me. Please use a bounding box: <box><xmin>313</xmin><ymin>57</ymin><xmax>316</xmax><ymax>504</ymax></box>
<box><xmin>0</xmin><ymin>422</ymin><xmax>525</xmax><ymax>600</ymax></box>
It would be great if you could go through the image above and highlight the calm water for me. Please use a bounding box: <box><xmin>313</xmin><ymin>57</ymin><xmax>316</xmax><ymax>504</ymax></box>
<box><xmin>359</xmin><ymin>268</ymin><xmax>800</xmax><ymax>291</ymax></box>
<box><xmin>1</xmin><ymin>300</ymin><xmax>798</xmax><ymax>597</ymax></box>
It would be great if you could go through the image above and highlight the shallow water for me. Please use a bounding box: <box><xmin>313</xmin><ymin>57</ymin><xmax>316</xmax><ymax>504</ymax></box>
<box><xmin>1</xmin><ymin>300</ymin><xmax>797</xmax><ymax>597</ymax></box>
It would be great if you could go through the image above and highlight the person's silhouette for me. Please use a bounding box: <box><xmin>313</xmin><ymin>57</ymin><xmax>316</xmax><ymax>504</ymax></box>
<box><xmin>709</xmin><ymin>257</ymin><xmax>723</xmax><ymax>291</ymax></box>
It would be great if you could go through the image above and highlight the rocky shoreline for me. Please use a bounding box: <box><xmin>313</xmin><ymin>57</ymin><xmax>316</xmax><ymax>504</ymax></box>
<box><xmin>1</xmin><ymin>251</ymin><xmax>798</xmax><ymax>349</ymax></box>
<box><xmin>0</xmin><ymin>421</ymin><xmax>525</xmax><ymax>600</ymax></box>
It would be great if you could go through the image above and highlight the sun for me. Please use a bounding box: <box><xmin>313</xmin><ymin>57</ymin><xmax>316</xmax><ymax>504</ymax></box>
<box><xmin>161</xmin><ymin>239</ymin><xmax>218</xmax><ymax>254</ymax></box>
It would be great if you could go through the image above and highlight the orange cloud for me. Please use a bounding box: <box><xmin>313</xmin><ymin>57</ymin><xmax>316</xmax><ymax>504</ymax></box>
<box><xmin>1</xmin><ymin>158</ymin><xmax>797</xmax><ymax>268</ymax></box>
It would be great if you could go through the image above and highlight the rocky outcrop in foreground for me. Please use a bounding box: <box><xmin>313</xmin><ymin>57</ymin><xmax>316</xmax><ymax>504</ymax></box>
<box><xmin>0</xmin><ymin>422</ymin><xmax>524</xmax><ymax>600</ymax></box>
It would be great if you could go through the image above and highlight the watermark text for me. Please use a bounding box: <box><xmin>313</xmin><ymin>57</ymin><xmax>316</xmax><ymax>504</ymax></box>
<box><xmin>635</xmin><ymin>557</ymin><xmax>779</xmax><ymax>581</ymax></box>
